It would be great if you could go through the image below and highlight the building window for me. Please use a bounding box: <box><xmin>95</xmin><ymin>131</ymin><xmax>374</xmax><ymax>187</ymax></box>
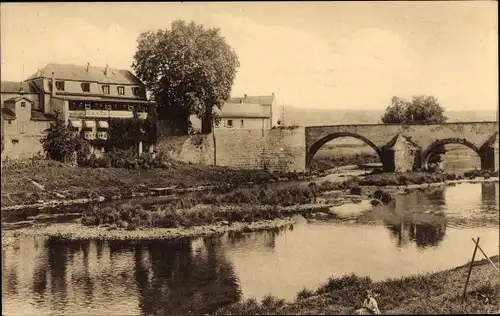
<box><xmin>55</xmin><ymin>81</ymin><xmax>65</xmax><ymax>91</ymax></box>
<box><xmin>226</xmin><ymin>119</ymin><xmax>233</xmax><ymax>128</ymax></box>
<box><xmin>105</xmin><ymin>104</ymin><xmax>112</xmax><ymax>111</ymax></box>
<box><xmin>81</xmin><ymin>82</ymin><xmax>90</xmax><ymax>92</ymax></box>
<box><xmin>240</xmin><ymin>120</ymin><xmax>244</xmax><ymax>128</ymax></box>
<box><xmin>117</xmin><ymin>86</ymin><xmax>125</xmax><ymax>95</ymax></box>
<box><xmin>85</xmin><ymin>103</ymin><xmax>91</xmax><ymax>110</ymax></box>
<box><xmin>102</xmin><ymin>85</ymin><xmax>110</xmax><ymax>94</ymax></box>
<box><xmin>21</xmin><ymin>102</ymin><xmax>26</xmax><ymax>108</ymax></box>
<box><xmin>12</xmin><ymin>139</ymin><xmax>19</xmax><ymax>144</ymax></box>
<box><xmin>8</xmin><ymin>121</ymin><xmax>12</xmax><ymax>125</ymax></box>
<box><xmin>132</xmin><ymin>87</ymin><xmax>140</xmax><ymax>96</ymax></box>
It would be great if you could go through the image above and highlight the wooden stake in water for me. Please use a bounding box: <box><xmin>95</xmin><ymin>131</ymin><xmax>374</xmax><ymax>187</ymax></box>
<box><xmin>463</xmin><ymin>237</ymin><xmax>480</xmax><ymax>300</ymax></box>
<box><xmin>472</xmin><ymin>238</ymin><xmax>500</xmax><ymax>274</ymax></box>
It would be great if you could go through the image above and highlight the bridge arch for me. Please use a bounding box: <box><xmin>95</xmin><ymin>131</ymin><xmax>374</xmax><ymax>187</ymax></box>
<box><xmin>420</xmin><ymin>138</ymin><xmax>481</xmax><ymax>170</ymax></box>
<box><xmin>306</xmin><ymin>132</ymin><xmax>382</xmax><ymax>167</ymax></box>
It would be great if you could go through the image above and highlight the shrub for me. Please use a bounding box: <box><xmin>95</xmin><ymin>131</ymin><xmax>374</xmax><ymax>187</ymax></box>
<box><xmin>349</xmin><ymin>186</ymin><xmax>362</xmax><ymax>195</ymax></box>
<box><xmin>296</xmin><ymin>288</ymin><xmax>315</xmax><ymax>300</ymax></box>
<box><xmin>41</xmin><ymin>112</ymin><xmax>80</xmax><ymax>163</ymax></box>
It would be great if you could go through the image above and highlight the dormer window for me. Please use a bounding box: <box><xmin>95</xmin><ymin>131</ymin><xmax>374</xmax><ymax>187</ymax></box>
<box><xmin>102</xmin><ymin>85</ymin><xmax>110</xmax><ymax>94</ymax></box>
<box><xmin>20</xmin><ymin>101</ymin><xmax>26</xmax><ymax>108</ymax></box>
<box><xmin>132</xmin><ymin>87</ymin><xmax>140</xmax><ymax>96</ymax></box>
<box><xmin>81</xmin><ymin>82</ymin><xmax>90</xmax><ymax>92</ymax></box>
<box><xmin>55</xmin><ymin>81</ymin><xmax>65</xmax><ymax>91</ymax></box>
<box><xmin>117</xmin><ymin>86</ymin><xmax>125</xmax><ymax>95</ymax></box>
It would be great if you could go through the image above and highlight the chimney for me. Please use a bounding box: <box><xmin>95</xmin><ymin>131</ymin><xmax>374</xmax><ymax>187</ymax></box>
<box><xmin>51</xmin><ymin>72</ymin><xmax>56</xmax><ymax>97</ymax></box>
<box><xmin>104</xmin><ymin>64</ymin><xmax>109</xmax><ymax>76</ymax></box>
<box><xmin>86</xmin><ymin>62</ymin><xmax>90</xmax><ymax>72</ymax></box>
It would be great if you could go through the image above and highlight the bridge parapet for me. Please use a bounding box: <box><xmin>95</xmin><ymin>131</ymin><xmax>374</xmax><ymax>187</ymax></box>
<box><xmin>305</xmin><ymin>121</ymin><xmax>499</xmax><ymax>172</ymax></box>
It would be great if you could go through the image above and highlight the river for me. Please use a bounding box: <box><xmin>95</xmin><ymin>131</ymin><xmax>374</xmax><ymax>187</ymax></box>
<box><xmin>2</xmin><ymin>182</ymin><xmax>499</xmax><ymax>315</ymax></box>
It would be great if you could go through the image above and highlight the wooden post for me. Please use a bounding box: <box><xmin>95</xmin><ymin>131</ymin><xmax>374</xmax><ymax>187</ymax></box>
<box><xmin>463</xmin><ymin>237</ymin><xmax>480</xmax><ymax>300</ymax></box>
<box><xmin>472</xmin><ymin>238</ymin><xmax>500</xmax><ymax>274</ymax></box>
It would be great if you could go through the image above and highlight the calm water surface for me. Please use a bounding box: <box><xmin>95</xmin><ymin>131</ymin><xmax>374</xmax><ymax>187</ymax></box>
<box><xmin>2</xmin><ymin>182</ymin><xmax>499</xmax><ymax>315</ymax></box>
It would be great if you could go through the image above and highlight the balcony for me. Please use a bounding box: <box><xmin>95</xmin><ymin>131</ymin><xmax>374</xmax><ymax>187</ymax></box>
<box><xmin>96</xmin><ymin>131</ymin><xmax>108</xmax><ymax>140</ymax></box>
<box><xmin>84</xmin><ymin>131</ymin><xmax>96</xmax><ymax>140</ymax></box>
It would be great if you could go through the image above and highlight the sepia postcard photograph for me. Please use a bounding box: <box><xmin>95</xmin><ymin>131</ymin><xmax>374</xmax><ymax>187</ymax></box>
<box><xmin>1</xmin><ymin>1</ymin><xmax>499</xmax><ymax>315</ymax></box>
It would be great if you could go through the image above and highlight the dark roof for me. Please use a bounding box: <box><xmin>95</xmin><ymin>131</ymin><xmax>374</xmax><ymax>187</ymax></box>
<box><xmin>4</xmin><ymin>96</ymin><xmax>34</xmax><ymax>103</ymax></box>
<box><xmin>1</xmin><ymin>81</ymin><xmax>38</xmax><ymax>93</ymax></box>
<box><xmin>31</xmin><ymin>111</ymin><xmax>55</xmax><ymax>121</ymax></box>
<box><xmin>228</xmin><ymin>95</ymin><xmax>275</xmax><ymax>105</ymax></box>
<box><xmin>53</xmin><ymin>95</ymin><xmax>155</xmax><ymax>105</ymax></box>
<box><xmin>27</xmin><ymin>63</ymin><xmax>143</xmax><ymax>85</ymax></box>
<box><xmin>1</xmin><ymin>108</ymin><xmax>16</xmax><ymax>120</ymax></box>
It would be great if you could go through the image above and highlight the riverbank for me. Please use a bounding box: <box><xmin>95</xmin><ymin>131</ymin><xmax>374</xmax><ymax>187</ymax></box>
<box><xmin>213</xmin><ymin>255</ymin><xmax>500</xmax><ymax>315</ymax></box>
<box><xmin>1</xmin><ymin>160</ymin><xmax>322</xmax><ymax>208</ymax></box>
<box><xmin>1</xmin><ymin>218</ymin><xmax>296</xmax><ymax>246</ymax></box>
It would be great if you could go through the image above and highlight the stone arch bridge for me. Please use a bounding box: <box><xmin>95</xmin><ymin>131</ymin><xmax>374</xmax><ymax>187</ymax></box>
<box><xmin>305</xmin><ymin>122</ymin><xmax>499</xmax><ymax>172</ymax></box>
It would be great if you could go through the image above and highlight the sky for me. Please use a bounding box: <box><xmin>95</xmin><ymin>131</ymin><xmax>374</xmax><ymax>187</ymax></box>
<box><xmin>1</xmin><ymin>2</ymin><xmax>498</xmax><ymax>111</ymax></box>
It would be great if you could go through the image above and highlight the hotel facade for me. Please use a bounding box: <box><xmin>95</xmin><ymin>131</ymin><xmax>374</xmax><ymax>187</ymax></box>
<box><xmin>1</xmin><ymin>63</ymin><xmax>156</xmax><ymax>159</ymax></box>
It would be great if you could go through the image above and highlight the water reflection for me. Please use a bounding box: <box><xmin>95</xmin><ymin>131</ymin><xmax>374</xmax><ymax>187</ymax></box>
<box><xmin>3</xmin><ymin>236</ymin><xmax>241</xmax><ymax>315</ymax></box>
<box><xmin>386</xmin><ymin>221</ymin><xmax>446</xmax><ymax>248</ymax></box>
<box><xmin>2</xmin><ymin>182</ymin><xmax>499</xmax><ymax>314</ymax></box>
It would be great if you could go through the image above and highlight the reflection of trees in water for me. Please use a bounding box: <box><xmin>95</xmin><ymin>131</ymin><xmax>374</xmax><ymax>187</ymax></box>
<box><xmin>386</xmin><ymin>188</ymin><xmax>447</xmax><ymax>248</ymax></box>
<box><xmin>422</xmin><ymin>188</ymin><xmax>446</xmax><ymax>206</ymax></box>
<box><xmin>134</xmin><ymin>238</ymin><xmax>241</xmax><ymax>315</ymax></box>
<box><xmin>226</xmin><ymin>227</ymin><xmax>287</xmax><ymax>250</ymax></box>
<box><xmin>393</xmin><ymin>187</ymin><xmax>446</xmax><ymax>214</ymax></box>
<box><xmin>3</xmin><ymin>248</ymin><xmax>20</xmax><ymax>295</ymax></box>
<box><xmin>31</xmin><ymin>240</ymin><xmax>48</xmax><ymax>299</ymax></box>
<box><xmin>45</xmin><ymin>238</ymin><xmax>69</xmax><ymax>312</ymax></box>
<box><xmin>386</xmin><ymin>220</ymin><xmax>447</xmax><ymax>248</ymax></box>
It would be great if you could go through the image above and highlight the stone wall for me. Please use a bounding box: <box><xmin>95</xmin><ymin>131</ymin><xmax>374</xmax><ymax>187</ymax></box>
<box><xmin>155</xmin><ymin>134</ymin><xmax>214</xmax><ymax>165</ymax></box>
<box><xmin>155</xmin><ymin>128</ymin><xmax>307</xmax><ymax>172</ymax></box>
<box><xmin>306</xmin><ymin>122</ymin><xmax>499</xmax><ymax>170</ymax></box>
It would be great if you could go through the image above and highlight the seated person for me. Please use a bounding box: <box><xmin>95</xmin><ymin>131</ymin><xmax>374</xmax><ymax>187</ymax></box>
<box><xmin>354</xmin><ymin>290</ymin><xmax>381</xmax><ymax>315</ymax></box>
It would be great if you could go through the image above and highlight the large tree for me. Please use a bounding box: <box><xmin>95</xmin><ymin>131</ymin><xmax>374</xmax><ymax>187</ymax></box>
<box><xmin>381</xmin><ymin>95</ymin><xmax>448</xmax><ymax>124</ymax></box>
<box><xmin>132</xmin><ymin>20</ymin><xmax>240</xmax><ymax>135</ymax></box>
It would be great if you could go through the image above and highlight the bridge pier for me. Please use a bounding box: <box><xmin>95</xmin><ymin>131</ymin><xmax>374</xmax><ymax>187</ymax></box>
<box><xmin>380</xmin><ymin>148</ymin><xmax>420</xmax><ymax>172</ymax></box>
<box><xmin>380</xmin><ymin>134</ymin><xmax>421</xmax><ymax>172</ymax></box>
<box><xmin>480</xmin><ymin>145</ymin><xmax>499</xmax><ymax>172</ymax></box>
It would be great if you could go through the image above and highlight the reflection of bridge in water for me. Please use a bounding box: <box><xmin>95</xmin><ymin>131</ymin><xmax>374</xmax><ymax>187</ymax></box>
<box><xmin>384</xmin><ymin>182</ymin><xmax>498</xmax><ymax>248</ymax></box>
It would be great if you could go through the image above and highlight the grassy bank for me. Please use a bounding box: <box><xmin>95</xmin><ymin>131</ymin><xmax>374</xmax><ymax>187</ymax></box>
<box><xmin>213</xmin><ymin>256</ymin><xmax>500</xmax><ymax>315</ymax></box>
<box><xmin>356</xmin><ymin>169</ymin><xmax>499</xmax><ymax>187</ymax></box>
<box><xmin>1</xmin><ymin>160</ymin><xmax>317</xmax><ymax>208</ymax></box>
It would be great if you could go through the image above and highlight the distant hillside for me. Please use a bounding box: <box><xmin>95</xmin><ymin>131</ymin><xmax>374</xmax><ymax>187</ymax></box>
<box><xmin>281</xmin><ymin>106</ymin><xmax>498</xmax><ymax>127</ymax></box>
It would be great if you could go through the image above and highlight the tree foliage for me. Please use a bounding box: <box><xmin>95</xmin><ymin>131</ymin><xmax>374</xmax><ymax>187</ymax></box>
<box><xmin>381</xmin><ymin>95</ymin><xmax>448</xmax><ymax>170</ymax></box>
<box><xmin>41</xmin><ymin>112</ymin><xmax>81</xmax><ymax>163</ymax></box>
<box><xmin>381</xmin><ymin>95</ymin><xmax>448</xmax><ymax>124</ymax></box>
<box><xmin>132</xmin><ymin>20</ymin><xmax>240</xmax><ymax>134</ymax></box>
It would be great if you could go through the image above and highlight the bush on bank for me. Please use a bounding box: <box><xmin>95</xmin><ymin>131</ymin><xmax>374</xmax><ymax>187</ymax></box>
<box><xmin>81</xmin><ymin>202</ymin><xmax>291</xmax><ymax>230</ymax></box>
<box><xmin>213</xmin><ymin>256</ymin><xmax>500</xmax><ymax>315</ymax></box>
